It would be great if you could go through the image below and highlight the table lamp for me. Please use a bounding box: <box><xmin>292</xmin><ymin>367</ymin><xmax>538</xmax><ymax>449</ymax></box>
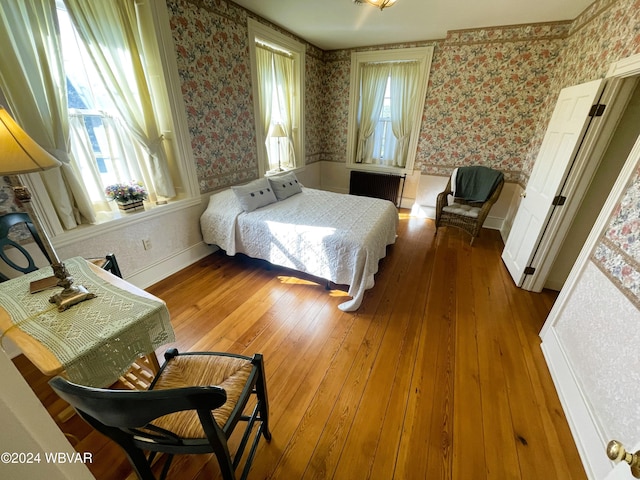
<box><xmin>0</xmin><ymin>107</ymin><xmax>95</xmax><ymax>310</ymax></box>
<box><xmin>271</xmin><ymin>123</ymin><xmax>287</xmax><ymax>172</ymax></box>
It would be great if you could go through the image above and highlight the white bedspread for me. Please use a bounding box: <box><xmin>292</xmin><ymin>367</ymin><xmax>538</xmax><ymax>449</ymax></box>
<box><xmin>200</xmin><ymin>187</ymin><xmax>398</xmax><ymax>311</ymax></box>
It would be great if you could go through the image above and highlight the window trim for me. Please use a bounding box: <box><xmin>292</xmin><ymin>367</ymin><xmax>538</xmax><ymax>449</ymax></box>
<box><xmin>247</xmin><ymin>18</ymin><xmax>306</xmax><ymax>177</ymax></box>
<box><xmin>346</xmin><ymin>46</ymin><xmax>434</xmax><ymax>173</ymax></box>
<box><xmin>24</xmin><ymin>0</ymin><xmax>198</xmax><ymax>240</ymax></box>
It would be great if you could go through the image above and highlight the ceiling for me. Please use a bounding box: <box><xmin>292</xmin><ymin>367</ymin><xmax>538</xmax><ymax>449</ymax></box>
<box><xmin>230</xmin><ymin>0</ymin><xmax>595</xmax><ymax>50</ymax></box>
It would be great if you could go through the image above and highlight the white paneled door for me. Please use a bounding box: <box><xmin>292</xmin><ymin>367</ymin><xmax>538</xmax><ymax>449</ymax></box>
<box><xmin>502</xmin><ymin>79</ymin><xmax>605</xmax><ymax>288</ymax></box>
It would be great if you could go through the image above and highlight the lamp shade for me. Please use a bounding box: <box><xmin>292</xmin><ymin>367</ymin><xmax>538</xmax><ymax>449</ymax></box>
<box><xmin>271</xmin><ymin>123</ymin><xmax>287</xmax><ymax>138</ymax></box>
<box><xmin>0</xmin><ymin>107</ymin><xmax>61</xmax><ymax>175</ymax></box>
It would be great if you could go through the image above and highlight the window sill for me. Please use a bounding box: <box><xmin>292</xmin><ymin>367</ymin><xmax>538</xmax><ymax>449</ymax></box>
<box><xmin>52</xmin><ymin>195</ymin><xmax>201</xmax><ymax>249</ymax></box>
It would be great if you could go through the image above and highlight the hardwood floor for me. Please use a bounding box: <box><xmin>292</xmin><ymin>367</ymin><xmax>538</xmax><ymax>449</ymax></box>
<box><xmin>14</xmin><ymin>212</ymin><xmax>587</xmax><ymax>479</ymax></box>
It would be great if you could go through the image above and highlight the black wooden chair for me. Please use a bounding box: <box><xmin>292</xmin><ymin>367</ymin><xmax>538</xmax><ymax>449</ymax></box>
<box><xmin>0</xmin><ymin>212</ymin><xmax>121</xmax><ymax>281</ymax></box>
<box><xmin>49</xmin><ymin>348</ymin><xmax>271</xmax><ymax>480</ymax></box>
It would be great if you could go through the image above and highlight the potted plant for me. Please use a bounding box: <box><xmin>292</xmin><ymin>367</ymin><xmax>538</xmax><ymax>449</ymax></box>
<box><xmin>105</xmin><ymin>181</ymin><xmax>148</xmax><ymax>212</ymax></box>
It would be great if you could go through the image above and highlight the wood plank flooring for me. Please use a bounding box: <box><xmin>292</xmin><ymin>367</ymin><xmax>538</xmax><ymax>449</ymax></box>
<box><xmin>14</xmin><ymin>211</ymin><xmax>587</xmax><ymax>479</ymax></box>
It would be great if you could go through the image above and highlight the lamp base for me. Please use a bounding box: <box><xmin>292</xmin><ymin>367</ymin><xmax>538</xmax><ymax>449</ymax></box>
<box><xmin>50</xmin><ymin>284</ymin><xmax>96</xmax><ymax>312</ymax></box>
<box><xmin>48</xmin><ymin>263</ymin><xmax>96</xmax><ymax>311</ymax></box>
<box><xmin>10</xmin><ymin>180</ymin><xmax>96</xmax><ymax>310</ymax></box>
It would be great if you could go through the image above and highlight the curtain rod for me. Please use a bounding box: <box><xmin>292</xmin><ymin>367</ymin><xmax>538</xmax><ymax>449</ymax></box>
<box><xmin>256</xmin><ymin>41</ymin><xmax>292</xmax><ymax>57</ymax></box>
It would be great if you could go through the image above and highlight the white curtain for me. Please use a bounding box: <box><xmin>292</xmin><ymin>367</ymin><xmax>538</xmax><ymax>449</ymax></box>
<box><xmin>390</xmin><ymin>62</ymin><xmax>420</xmax><ymax>167</ymax></box>
<box><xmin>0</xmin><ymin>0</ymin><xmax>96</xmax><ymax>229</ymax></box>
<box><xmin>371</xmin><ymin>120</ymin><xmax>395</xmax><ymax>166</ymax></box>
<box><xmin>63</xmin><ymin>0</ymin><xmax>176</xmax><ymax>198</ymax></box>
<box><xmin>68</xmin><ymin>115</ymin><xmax>110</xmax><ymax>212</ymax></box>
<box><xmin>273</xmin><ymin>51</ymin><xmax>295</xmax><ymax>168</ymax></box>
<box><xmin>69</xmin><ymin>112</ymin><xmax>161</xmax><ymax>208</ymax></box>
<box><xmin>103</xmin><ymin>117</ymin><xmax>143</xmax><ymax>184</ymax></box>
<box><xmin>255</xmin><ymin>45</ymin><xmax>274</xmax><ymax>168</ymax></box>
<box><xmin>355</xmin><ymin>63</ymin><xmax>389</xmax><ymax>164</ymax></box>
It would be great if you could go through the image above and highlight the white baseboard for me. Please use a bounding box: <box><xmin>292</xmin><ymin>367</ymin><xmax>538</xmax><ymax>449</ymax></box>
<box><xmin>126</xmin><ymin>241</ymin><xmax>217</xmax><ymax>290</ymax></box>
<box><xmin>540</xmin><ymin>327</ymin><xmax>610</xmax><ymax>480</ymax></box>
<box><xmin>411</xmin><ymin>203</ymin><xmax>435</xmax><ymax>218</ymax></box>
<box><xmin>398</xmin><ymin>196</ymin><xmax>416</xmax><ymax>210</ymax></box>
<box><xmin>482</xmin><ymin>215</ymin><xmax>504</xmax><ymax>231</ymax></box>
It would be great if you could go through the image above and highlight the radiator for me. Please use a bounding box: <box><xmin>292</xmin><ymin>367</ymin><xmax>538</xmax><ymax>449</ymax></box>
<box><xmin>348</xmin><ymin>170</ymin><xmax>406</xmax><ymax>207</ymax></box>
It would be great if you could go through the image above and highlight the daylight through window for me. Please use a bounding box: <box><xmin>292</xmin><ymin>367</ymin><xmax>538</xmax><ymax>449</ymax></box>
<box><xmin>57</xmin><ymin>1</ymin><xmax>179</xmax><ymax>223</ymax></box>
<box><xmin>347</xmin><ymin>47</ymin><xmax>434</xmax><ymax>172</ymax></box>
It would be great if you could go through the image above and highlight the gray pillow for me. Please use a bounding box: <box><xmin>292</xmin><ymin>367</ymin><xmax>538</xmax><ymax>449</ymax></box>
<box><xmin>231</xmin><ymin>178</ymin><xmax>277</xmax><ymax>212</ymax></box>
<box><xmin>268</xmin><ymin>172</ymin><xmax>302</xmax><ymax>201</ymax></box>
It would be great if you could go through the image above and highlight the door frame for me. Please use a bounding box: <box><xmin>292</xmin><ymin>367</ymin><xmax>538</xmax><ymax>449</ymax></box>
<box><xmin>540</xmin><ymin>52</ymin><xmax>640</xmax><ymax>479</ymax></box>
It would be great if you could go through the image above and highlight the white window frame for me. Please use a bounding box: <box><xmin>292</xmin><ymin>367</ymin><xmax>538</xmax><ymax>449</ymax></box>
<box><xmin>247</xmin><ymin>19</ymin><xmax>305</xmax><ymax>177</ymax></box>
<box><xmin>346</xmin><ymin>47</ymin><xmax>434</xmax><ymax>173</ymax></box>
<box><xmin>20</xmin><ymin>0</ymin><xmax>199</xmax><ymax>245</ymax></box>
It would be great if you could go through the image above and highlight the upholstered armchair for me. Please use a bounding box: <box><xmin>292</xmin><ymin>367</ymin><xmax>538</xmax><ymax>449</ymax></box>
<box><xmin>435</xmin><ymin>166</ymin><xmax>504</xmax><ymax>245</ymax></box>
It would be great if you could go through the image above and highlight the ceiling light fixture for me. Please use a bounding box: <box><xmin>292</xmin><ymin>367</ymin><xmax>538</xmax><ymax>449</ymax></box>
<box><xmin>354</xmin><ymin>0</ymin><xmax>398</xmax><ymax>11</ymax></box>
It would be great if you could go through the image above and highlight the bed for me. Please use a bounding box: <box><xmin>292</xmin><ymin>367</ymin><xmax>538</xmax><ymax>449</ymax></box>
<box><xmin>199</xmin><ymin>178</ymin><xmax>398</xmax><ymax>312</ymax></box>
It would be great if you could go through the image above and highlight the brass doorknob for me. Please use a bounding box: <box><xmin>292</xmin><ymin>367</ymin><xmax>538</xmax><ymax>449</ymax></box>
<box><xmin>607</xmin><ymin>440</ymin><xmax>640</xmax><ymax>478</ymax></box>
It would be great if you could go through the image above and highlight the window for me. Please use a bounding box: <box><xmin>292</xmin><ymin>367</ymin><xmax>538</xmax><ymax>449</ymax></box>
<box><xmin>0</xmin><ymin>0</ymin><xmax>197</xmax><ymax>238</ymax></box>
<box><xmin>248</xmin><ymin>19</ymin><xmax>305</xmax><ymax>176</ymax></box>
<box><xmin>372</xmin><ymin>75</ymin><xmax>395</xmax><ymax>164</ymax></box>
<box><xmin>346</xmin><ymin>47</ymin><xmax>434</xmax><ymax>172</ymax></box>
<box><xmin>56</xmin><ymin>1</ymin><xmax>181</xmax><ymax>223</ymax></box>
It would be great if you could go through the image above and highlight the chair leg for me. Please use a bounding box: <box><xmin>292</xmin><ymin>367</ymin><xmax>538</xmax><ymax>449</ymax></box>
<box><xmin>195</xmin><ymin>406</ymin><xmax>236</xmax><ymax>480</ymax></box>
<box><xmin>253</xmin><ymin>354</ymin><xmax>271</xmax><ymax>441</ymax></box>
<box><xmin>105</xmin><ymin>253</ymin><xmax>122</xmax><ymax>278</ymax></box>
<box><xmin>211</xmin><ymin>435</ymin><xmax>236</xmax><ymax>480</ymax></box>
<box><xmin>121</xmin><ymin>444</ymin><xmax>157</xmax><ymax>480</ymax></box>
<box><xmin>82</xmin><ymin>415</ymin><xmax>156</xmax><ymax>479</ymax></box>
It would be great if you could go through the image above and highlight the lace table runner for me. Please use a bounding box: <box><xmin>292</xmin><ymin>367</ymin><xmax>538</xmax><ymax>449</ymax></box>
<box><xmin>0</xmin><ymin>257</ymin><xmax>175</xmax><ymax>387</ymax></box>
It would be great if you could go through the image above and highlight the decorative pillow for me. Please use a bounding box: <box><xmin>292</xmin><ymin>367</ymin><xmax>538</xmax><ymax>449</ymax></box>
<box><xmin>231</xmin><ymin>178</ymin><xmax>277</xmax><ymax>212</ymax></box>
<box><xmin>268</xmin><ymin>172</ymin><xmax>302</xmax><ymax>201</ymax></box>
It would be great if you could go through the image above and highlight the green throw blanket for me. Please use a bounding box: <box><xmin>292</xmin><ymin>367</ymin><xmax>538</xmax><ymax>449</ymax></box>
<box><xmin>455</xmin><ymin>166</ymin><xmax>503</xmax><ymax>202</ymax></box>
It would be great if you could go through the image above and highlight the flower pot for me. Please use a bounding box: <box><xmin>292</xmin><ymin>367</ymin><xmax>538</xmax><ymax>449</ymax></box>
<box><xmin>117</xmin><ymin>200</ymin><xmax>144</xmax><ymax>212</ymax></box>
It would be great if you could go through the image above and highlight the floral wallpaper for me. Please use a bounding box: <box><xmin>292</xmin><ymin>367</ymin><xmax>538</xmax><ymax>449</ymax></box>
<box><xmin>415</xmin><ymin>24</ymin><xmax>569</xmax><ymax>184</ymax></box>
<box><xmin>167</xmin><ymin>1</ymin><xmax>574</xmax><ymax>190</ymax></box>
<box><xmin>319</xmin><ymin>27</ymin><xmax>569</xmax><ymax>186</ymax></box>
<box><xmin>592</xmin><ymin>163</ymin><xmax>640</xmax><ymax>308</ymax></box>
<box><xmin>0</xmin><ymin>177</ymin><xmax>19</xmax><ymax>215</ymax></box>
<box><xmin>167</xmin><ymin>0</ymin><xmax>639</xmax><ymax>191</ymax></box>
<box><xmin>304</xmin><ymin>49</ymin><xmax>326</xmax><ymax>165</ymax></box>
<box><xmin>321</xmin><ymin>50</ymin><xmax>352</xmax><ymax>164</ymax></box>
<box><xmin>521</xmin><ymin>0</ymin><xmax>640</xmax><ymax>179</ymax></box>
<box><xmin>166</xmin><ymin>0</ymin><xmax>325</xmax><ymax>193</ymax></box>
<box><xmin>167</xmin><ymin>0</ymin><xmax>258</xmax><ymax>192</ymax></box>
<box><xmin>0</xmin><ymin>176</ymin><xmax>34</xmax><ymax>242</ymax></box>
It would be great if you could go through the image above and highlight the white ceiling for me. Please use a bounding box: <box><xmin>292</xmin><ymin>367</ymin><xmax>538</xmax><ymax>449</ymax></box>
<box><xmin>230</xmin><ymin>0</ymin><xmax>595</xmax><ymax>50</ymax></box>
